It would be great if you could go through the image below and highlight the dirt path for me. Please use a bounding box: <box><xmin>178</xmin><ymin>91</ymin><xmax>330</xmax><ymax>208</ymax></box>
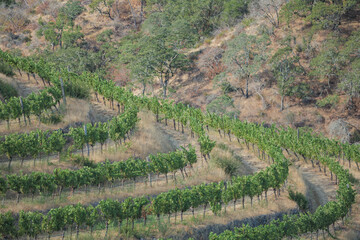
<box><xmin>291</xmin><ymin>158</ymin><xmax>337</xmax><ymax>211</ymax></box>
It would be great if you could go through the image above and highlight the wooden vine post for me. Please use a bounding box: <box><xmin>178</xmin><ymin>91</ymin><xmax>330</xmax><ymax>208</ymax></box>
<box><xmin>60</xmin><ymin>77</ymin><xmax>66</xmax><ymax>106</ymax></box>
<box><xmin>19</xmin><ymin>97</ymin><xmax>26</xmax><ymax>125</ymax></box>
<box><xmin>147</xmin><ymin>157</ymin><xmax>152</xmax><ymax>187</ymax></box>
<box><xmin>84</xmin><ymin>125</ymin><xmax>90</xmax><ymax>157</ymax></box>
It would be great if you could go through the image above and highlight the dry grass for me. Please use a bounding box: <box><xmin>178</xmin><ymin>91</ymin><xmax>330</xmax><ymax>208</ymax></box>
<box><xmin>0</xmin><ymin>97</ymin><xmax>106</xmax><ymax>135</ymax></box>
<box><xmin>0</xmin><ymin>71</ymin><xmax>97</xmax><ymax>134</ymax></box>
<box><xmin>92</xmin><ymin>111</ymin><xmax>184</xmax><ymax>162</ymax></box>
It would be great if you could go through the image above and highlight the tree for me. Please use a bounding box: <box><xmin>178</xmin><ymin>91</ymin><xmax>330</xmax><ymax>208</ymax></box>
<box><xmin>90</xmin><ymin>0</ymin><xmax>116</xmax><ymax>20</ymax></box>
<box><xmin>224</xmin><ymin>33</ymin><xmax>269</xmax><ymax>98</ymax></box>
<box><xmin>221</xmin><ymin>0</ymin><xmax>250</xmax><ymax>24</ymax></box>
<box><xmin>132</xmin><ymin>12</ymin><xmax>196</xmax><ymax>98</ymax></box>
<box><xmin>59</xmin><ymin>0</ymin><xmax>85</xmax><ymax>26</ymax></box>
<box><xmin>198</xmin><ymin>47</ymin><xmax>225</xmax><ymax>79</ymax></box>
<box><xmin>280</xmin><ymin>0</ymin><xmax>312</xmax><ymax>26</ymax></box>
<box><xmin>254</xmin><ymin>0</ymin><xmax>282</xmax><ymax>28</ymax></box>
<box><xmin>37</xmin><ymin>13</ymin><xmax>68</xmax><ymax>50</ymax></box>
<box><xmin>147</xmin><ymin>0</ymin><xmax>225</xmax><ymax>35</ymax></box>
<box><xmin>281</xmin><ymin>0</ymin><xmax>358</xmax><ymax>31</ymax></box>
<box><xmin>62</xmin><ymin>26</ymin><xmax>84</xmax><ymax>49</ymax></box>
<box><xmin>306</xmin><ymin>1</ymin><xmax>343</xmax><ymax>31</ymax></box>
<box><xmin>310</xmin><ymin>38</ymin><xmax>341</xmax><ymax>88</ymax></box>
<box><xmin>137</xmin><ymin>35</ymin><xmax>189</xmax><ymax>98</ymax></box>
<box><xmin>339</xmin><ymin>59</ymin><xmax>360</xmax><ymax>104</ymax></box>
<box><xmin>0</xmin><ymin>0</ymin><xmax>15</xmax><ymax>6</ymax></box>
<box><xmin>0</xmin><ymin>5</ymin><xmax>28</xmax><ymax>33</ymax></box>
<box><xmin>271</xmin><ymin>47</ymin><xmax>302</xmax><ymax>111</ymax></box>
<box><xmin>129</xmin><ymin>54</ymin><xmax>154</xmax><ymax>96</ymax></box>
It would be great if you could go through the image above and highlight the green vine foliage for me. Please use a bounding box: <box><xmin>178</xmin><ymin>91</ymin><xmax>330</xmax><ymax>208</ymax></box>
<box><xmin>0</xmin><ymin>50</ymin><xmax>357</xmax><ymax>240</ymax></box>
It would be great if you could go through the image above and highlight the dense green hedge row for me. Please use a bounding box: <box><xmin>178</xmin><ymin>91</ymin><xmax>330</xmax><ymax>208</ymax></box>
<box><xmin>0</xmin><ymin>145</ymin><xmax>288</xmax><ymax>239</ymax></box>
<box><xmin>0</xmin><ymin>145</ymin><xmax>197</xmax><ymax>203</ymax></box>
<box><xmin>0</xmin><ymin>108</ymin><xmax>139</xmax><ymax>169</ymax></box>
<box><xmin>0</xmin><ymin>87</ymin><xmax>62</xmax><ymax>128</ymax></box>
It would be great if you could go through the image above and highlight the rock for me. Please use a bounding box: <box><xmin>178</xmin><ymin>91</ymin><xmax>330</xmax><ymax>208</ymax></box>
<box><xmin>328</xmin><ymin>119</ymin><xmax>350</xmax><ymax>143</ymax></box>
<box><xmin>315</xmin><ymin>114</ymin><xmax>325</xmax><ymax>124</ymax></box>
<box><xmin>205</xmin><ymin>94</ymin><xmax>218</xmax><ymax>104</ymax></box>
<box><xmin>294</xmin><ymin>121</ymin><xmax>306</xmax><ymax>128</ymax></box>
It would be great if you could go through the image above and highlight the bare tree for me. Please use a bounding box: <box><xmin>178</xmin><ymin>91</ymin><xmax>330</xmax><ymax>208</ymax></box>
<box><xmin>251</xmin><ymin>76</ymin><xmax>269</xmax><ymax>110</ymax></box>
<box><xmin>0</xmin><ymin>5</ymin><xmax>29</xmax><ymax>33</ymax></box>
<box><xmin>90</xmin><ymin>0</ymin><xmax>115</xmax><ymax>20</ymax></box>
<box><xmin>198</xmin><ymin>47</ymin><xmax>225</xmax><ymax>79</ymax></box>
<box><xmin>127</xmin><ymin>0</ymin><xmax>137</xmax><ymax>28</ymax></box>
<box><xmin>35</xmin><ymin>0</ymin><xmax>62</xmax><ymax>19</ymax></box>
<box><xmin>254</xmin><ymin>0</ymin><xmax>282</xmax><ymax>28</ymax></box>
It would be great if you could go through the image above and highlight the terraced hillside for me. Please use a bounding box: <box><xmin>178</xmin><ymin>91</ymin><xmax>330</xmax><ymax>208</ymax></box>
<box><xmin>0</xmin><ymin>0</ymin><xmax>359</xmax><ymax>239</ymax></box>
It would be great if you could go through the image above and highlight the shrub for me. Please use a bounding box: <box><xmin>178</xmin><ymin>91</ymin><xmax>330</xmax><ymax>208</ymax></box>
<box><xmin>242</xmin><ymin>18</ymin><xmax>254</xmax><ymax>27</ymax></box>
<box><xmin>295</xmin><ymin>44</ymin><xmax>303</xmax><ymax>53</ymax></box>
<box><xmin>286</xmin><ymin>82</ymin><xmax>312</xmax><ymax>99</ymax></box>
<box><xmin>316</xmin><ymin>94</ymin><xmax>339</xmax><ymax>108</ymax></box>
<box><xmin>212</xmin><ymin>152</ymin><xmax>239</xmax><ymax>177</ymax></box>
<box><xmin>204</xmin><ymin>38</ymin><xmax>212</xmax><ymax>45</ymax></box>
<box><xmin>257</xmin><ymin>24</ymin><xmax>273</xmax><ymax>36</ymax></box>
<box><xmin>284</xmin><ymin>111</ymin><xmax>296</xmax><ymax>125</ymax></box>
<box><xmin>220</xmin><ymin>81</ymin><xmax>236</xmax><ymax>94</ymax></box>
<box><xmin>168</xmin><ymin>87</ymin><xmax>176</xmax><ymax>94</ymax></box>
<box><xmin>221</xmin><ymin>0</ymin><xmax>250</xmax><ymax>24</ymax></box>
<box><xmin>313</xmin><ymin>111</ymin><xmax>325</xmax><ymax>124</ymax></box>
<box><xmin>288</xmin><ymin>189</ymin><xmax>308</xmax><ymax>212</ymax></box>
<box><xmin>59</xmin><ymin>0</ymin><xmax>84</xmax><ymax>24</ymax></box>
<box><xmin>0</xmin><ymin>79</ymin><xmax>17</xmax><ymax>99</ymax></box>
<box><xmin>64</xmin><ymin>79</ymin><xmax>90</xmax><ymax>99</ymax></box>
<box><xmin>69</xmin><ymin>154</ymin><xmax>96</xmax><ymax>168</ymax></box>
<box><xmin>1</xmin><ymin>0</ymin><xmax>15</xmax><ymax>6</ymax></box>
<box><xmin>0</xmin><ymin>61</ymin><xmax>15</xmax><ymax>77</ymax></box>
<box><xmin>217</xmin><ymin>143</ymin><xmax>229</xmax><ymax>151</ymax></box>
<box><xmin>207</xmin><ymin>95</ymin><xmax>234</xmax><ymax>115</ymax></box>
<box><xmin>40</xmin><ymin>111</ymin><xmax>63</xmax><ymax>124</ymax></box>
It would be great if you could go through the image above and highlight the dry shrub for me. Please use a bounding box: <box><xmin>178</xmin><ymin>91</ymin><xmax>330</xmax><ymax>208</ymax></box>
<box><xmin>112</xmin><ymin>0</ymin><xmax>141</xmax><ymax>20</ymax></box>
<box><xmin>0</xmin><ymin>6</ymin><xmax>29</xmax><ymax>33</ymax></box>
<box><xmin>107</xmin><ymin>66</ymin><xmax>131</xmax><ymax>87</ymax></box>
<box><xmin>35</xmin><ymin>1</ymin><xmax>50</xmax><ymax>14</ymax></box>
<box><xmin>198</xmin><ymin>47</ymin><xmax>226</xmax><ymax>79</ymax></box>
<box><xmin>35</xmin><ymin>0</ymin><xmax>61</xmax><ymax>18</ymax></box>
<box><xmin>112</xmin><ymin>0</ymin><xmax>131</xmax><ymax>20</ymax></box>
<box><xmin>130</xmin><ymin>0</ymin><xmax>141</xmax><ymax>8</ymax></box>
